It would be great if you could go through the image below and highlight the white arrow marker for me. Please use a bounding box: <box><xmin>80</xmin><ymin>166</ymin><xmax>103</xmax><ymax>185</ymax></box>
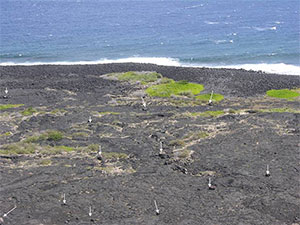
<box><xmin>98</xmin><ymin>145</ymin><xmax>102</xmax><ymax>156</ymax></box>
<box><xmin>159</xmin><ymin>142</ymin><xmax>163</xmax><ymax>154</ymax></box>
<box><xmin>3</xmin><ymin>205</ymin><xmax>17</xmax><ymax>217</ymax></box>
<box><xmin>154</xmin><ymin>200</ymin><xmax>160</xmax><ymax>215</ymax></box>
<box><xmin>208</xmin><ymin>177</ymin><xmax>216</xmax><ymax>190</ymax></box>
<box><xmin>4</xmin><ymin>87</ymin><xmax>8</xmax><ymax>98</ymax></box>
<box><xmin>88</xmin><ymin>116</ymin><xmax>92</xmax><ymax>123</ymax></box>
<box><xmin>141</xmin><ymin>97</ymin><xmax>147</xmax><ymax>109</ymax></box>
<box><xmin>88</xmin><ymin>206</ymin><xmax>92</xmax><ymax>217</ymax></box>
<box><xmin>265</xmin><ymin>164</ymin><xmax>270</xmax><ymax>177</ymax></box>
<box><xmin>208</xmin><ymin>90</ymin><xmax>214</xmax><ymax>104</ymax></box>
<box><xmin>63</xmin><ymin>193</ymin><xmax>66</xmax><ymax>204</ymax></box>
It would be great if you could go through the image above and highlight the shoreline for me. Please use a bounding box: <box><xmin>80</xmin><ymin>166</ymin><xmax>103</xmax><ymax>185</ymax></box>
<box><xmin>1</xmin><ymin>58</ymin><xmax>300</xmax><ymax>76</ymax></box>
<box><xmin>1</xmin><ymin>63</ymin><xmax>299</xmax><ymax>98</ymax></box>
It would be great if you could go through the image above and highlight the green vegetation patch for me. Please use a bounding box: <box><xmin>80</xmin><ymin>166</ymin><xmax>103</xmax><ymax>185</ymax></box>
<box><xmin>72</xmin><ymin>132</ymin><xmax>89</xmax><ymax>138</ymax></box>
<box><xmin>39</xmin><ymin>159</ymin><xmax>52</xmax><ymax>166</ymax></box>
<box><xmin>0</xmin><ymin>143</ymin><xmax>36</xmax><ymax>155</ymax></box>
<box><xmin>258</xmin><ymin>108</ymin><xmax>300</xmax><ymax>113</ymax></box>
<box><xmin>159</xmin><ymin>77</ymin><xmax>174</xmax><ymax>84</ymax></box>
<box><xmin>54</xmin><ymin>145</ymin><xmax>74</xmax><ymax>152</ymax></box>
<box><xmin>25</xmin><ymin>130</ymin><xmax>63</xmax><ymax>143</ymax></box>
<box><xmin>22</xmin><ymin>107</ymin><xmax>37</xmax><ymax>116</ymax></box>
<box><xmin>190</xmin><ymin>131</ymin><xmax>209</xmax><ymax>139</ymax></box>
<box><xmin>169</xmin><ymin>139</ymin><xmax>186</xmax><ymax>147</ymax></box>
<box><xmin>0</xmin><ymin>104</ymin><xmax>24</xmax><ymax>110</ymax></box>
<box><xmin>47</xmin><ymin>130</ymin><xmax>63</xmax><ymax>141</ymax></box>
<box><xmin>117</xmin><ymin>71</ymin><xmax>162</xmax><ymax>83</ymax></box>
<box><xmin>24</xmin><ymin>134</ymin><xmax>47</xmax><ymax>143</ymax></box>
<box><xmin>266</xmin><ymin>89</ymin><xmax>300</xmax><ymax>99</ymax></box>
<box><xmin>177</xmin><ymin>149</ymin><xmax>193</xmax><ymax>159</ymax></box>
<box><xmin>146</xmin><ymin>80</ymin><xmax>204</xmax><ymax>97</ymax></box>
<box><xmin>196</xmin><ymin>93</ymin><xmax>224</xmax><ymax>102</ymax></box>
<box><xmin>0</xmin><ymin>132</ymin><xmax>12</xmax><ymax>137</ymax></box>
<box><xmin>186</xmin><ymin>110</ymin><xmax>225</xmax><ymax>117</ymax></box>
<box><xmin>50</xmin><ymin>108</ymin><xmax>67</xmax><ymax>114</ymax></box>
<box><xmin>87</xmin><ymin>144</ymin><xmax>99</xmax><ymax>152</ymax></box>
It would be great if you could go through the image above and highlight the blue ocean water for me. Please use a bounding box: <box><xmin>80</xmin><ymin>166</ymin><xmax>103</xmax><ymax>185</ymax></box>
<box><xmin>0</xmin><ymin>0</ymin><xmax>299</xmax><ymax>74</ymax></box>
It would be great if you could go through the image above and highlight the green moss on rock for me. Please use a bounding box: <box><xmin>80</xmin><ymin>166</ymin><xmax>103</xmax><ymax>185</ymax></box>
<box><xmin>0</xmin><ymin>104</ymin><xmax>24</xmax><ymax>110</ymax></box>
<box><xmin>196</xmin><ymin>93</ymin><xmax>224</xmax><ymax>102</ymax></box>
<box><xmin>118</xmin><ymin>71</ymin><xmax>162</xmax><ymax>83</ymax></box>
<box><xmin>146</xmin><ymin>80</ymin><xmax>204</xmax><ymax>97</ymax></box>
<box><xmin>266</xmin><ymin>89</ymin><xmax>299</xmax><ymax>99</ymax></box>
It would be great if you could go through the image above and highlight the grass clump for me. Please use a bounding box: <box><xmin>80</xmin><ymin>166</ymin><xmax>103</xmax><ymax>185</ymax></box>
<box><xmin>0</xmin><ymin>132</ymin><xmax>12</xmax><ymax>137</ymax></box>
<box><xmin>258</xmin><ymin>108</ymin><xmax>300</xmax><ymax>113</ymax></box>
<box><xmin>146</xmin><ymin>80</ymin><xmax>204</xmax><ymax>97</ymax></box>
<box><xmin>25</xmin><ymin>131</ymin><xmax>63</xmax><ymax>143</ymax></box>
<box><xmin>0</xmin><ymin>143</ymin><xmax>36</xmax><ymax>155</ymax></box>
<box><xmin>160</xmin><ymin>77</ymin><xmax>174</xmax><ymax>84</ymax></box>
<box><xmin>87</xmin><ymin>144</ymin><xmax>99</xmax><ymax>152</ymax></box>
<box><xmin>196</xmin><ymin>93</ymin><xmax>224</xmax><ymax>102</ymax></box>
<box><xmin>192</xmin><ymin>131</ymin><xmax>209</xmax><ymax>139</ymax></box>
<box><xmin>178</xmin><ymin>91</ymin><xmax>194</xmax><ymax>98</ymax></box>
<box><xmin>54</xmin><ymin>145</ymin><xmax>74</xmax><ymax>152</ymax></box>
<box><xmin>72</xmin><ymin>132</ymin><xmax>89</xmax><ymax>138</ymax></box>
<box><xmin>39</xmin><ymin>159</ymin><xmax>52</xmax><ymax>166</ymax></box>
<box><xmin>188</xmin><ymin>110</ymin><xmax>225</xmax><ymax>117</ymax></box>
<box><xmin>0</xmin><ymin>104</ymin><xmax>24</xmax><ymax>110</ymax></box>
<box><xmin>22</xmin><ymin>107</ymin><xmax>37</xmax><ymax>116</ymax></box>
<box><xmin>39</xmin><ymin>145</ymin><xmax>78</xmax><ymax>155</ymax></box>
<box><xmin>47</xmin><ymin>130</ymin><xmax>63</xmax><ymax>141</ymax></box>
<box><xmin>118</xmin><ymin>71</ymin><xmax>162</xmax><ymax>84</ymax></box>
<box><xmin>178</xmin><ymin>149</ymin><xmax>192</xmax><ymax>159</ymax></box>
<box><xmin>24</xmin><ymin>134</ymin><xmax>47</xmax><ymax>143</ymax></box>
<box><xmin>50</xmin><ymin>109</ymin><xmax>67</xmax><ymax>114</ymax></box>
<box><xmin>266</xmin><ymin>89</ymin><xmax>300</xmax><ymax>99</ymax></box>
<box><xmin>169</xmin><ymin>139</ymin><xmax>186</xmax><ymax>147</ymax></box>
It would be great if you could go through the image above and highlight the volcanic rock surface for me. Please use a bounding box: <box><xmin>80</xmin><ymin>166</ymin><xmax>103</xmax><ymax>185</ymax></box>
<box><xmin>0</xmin><ymin>64</ymin><xmax>299</xmax><ymax>225</ymax></box>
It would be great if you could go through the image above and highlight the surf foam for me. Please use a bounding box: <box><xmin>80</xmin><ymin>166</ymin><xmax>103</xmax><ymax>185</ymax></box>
<box><xmin>0</xmin><ymin>57</ymin><xmax>181</xmax><ymax>67</ymax></box>
<box><xmin>1</xmin><ymin>57</ymin><xmax>299</xmax><ymax>75</ymax></box>
<box><xmin>212</xmin><ymin>63</ymin><xmax>300</xmax><ymax>75</ymax></box>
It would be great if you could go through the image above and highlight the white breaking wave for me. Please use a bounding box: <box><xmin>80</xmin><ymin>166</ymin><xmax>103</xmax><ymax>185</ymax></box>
<box><xmin>204</xmin><ymin>21</ymin><xmax>219</xmax><ymax>25</ymax></box>
<box><xmin>213</xmin><ymin>39</ymin><xmax>234</xmax><ymax>44</ymax></box>
<box><xmin>253</xmin><ymin>26</ymin><xmax>277</xmax><ymax>31</ymax></box>
<box><xmin>185</xmin><ymin>4</ymin><xmax>204</xmax><ymax>9</ymax></box>
<box><xmin>212</xmin><ymin>63</ymin><xmax>300</xmax><ymax>75</ymax></box>
<box><xmin>1</xmin><ymin>57</ymin><xmax>299</xmax><ymax>75</ymax></box>
<box><xmin>0</xmin><ymin>57</ymin><xmax>181</xmax><ymax>67</ymax></box>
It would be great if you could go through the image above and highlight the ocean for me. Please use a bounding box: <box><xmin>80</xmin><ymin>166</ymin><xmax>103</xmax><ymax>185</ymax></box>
<box><xmin>0</xmin><ymin>0</ymin><xmax>299</xmax><ymax>75</ymax></box>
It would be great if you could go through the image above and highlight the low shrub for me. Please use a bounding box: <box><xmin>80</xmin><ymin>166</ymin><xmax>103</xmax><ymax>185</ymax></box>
<box><xmin>47</xmin><ymin>130</ymin><xmax>63</xmax><ymax>141</ymax></box>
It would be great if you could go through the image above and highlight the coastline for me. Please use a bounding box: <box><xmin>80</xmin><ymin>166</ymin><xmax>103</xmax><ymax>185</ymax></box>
<box><xmin>0</xmin><ymin>63</ymin><xmax>299</xmax><ymax>224</ymax></box>
<box><xmin>1</xmin><ymin>57</ymin><xmax>300</xmax><ymax>76</ymax></box>
<box><xmin>1</xmin><ymin>63</ymin><xmax>299</xmax><ymax>97</ymax></box>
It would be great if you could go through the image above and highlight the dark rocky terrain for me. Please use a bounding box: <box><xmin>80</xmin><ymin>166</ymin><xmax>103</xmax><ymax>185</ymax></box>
<box><xmin>0</xmin><ymin>63</ymin><xmax>299</xmax><ymax>225</ymax></box>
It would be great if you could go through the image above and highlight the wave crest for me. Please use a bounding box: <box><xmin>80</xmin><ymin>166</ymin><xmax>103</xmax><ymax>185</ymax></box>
<box><xmin>1</xmin><ymin>57</ymin><xmax>299</xmax><ymax>75</ymax></box>
<box><xmin>0</xmin><ymin>57</ymin><xmax>181</xmax><ymax>67</ymax></box>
